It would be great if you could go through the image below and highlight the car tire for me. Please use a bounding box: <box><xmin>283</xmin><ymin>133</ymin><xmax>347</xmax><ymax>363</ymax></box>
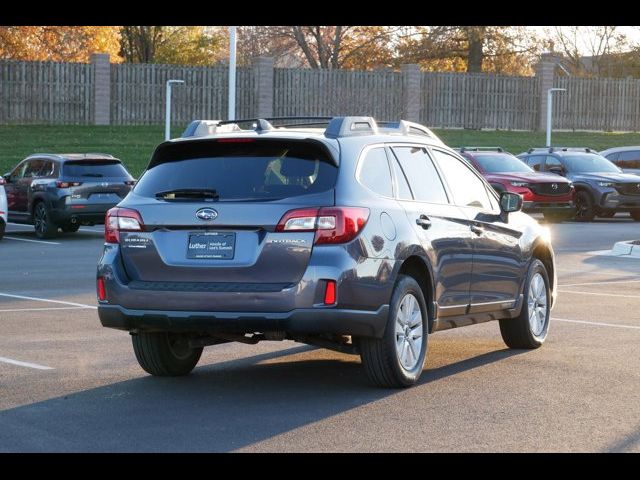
<box><xmin>61</xmin><ymin>223</ymin><xmax>80</xmax><ymax>233</ymax></box>
<box><xmin>33</xmin><ymin>201</ymin><xmax>58</xmax><ymax>239</ymax></box>
<box><xmin>0</xmin><ymin>219</ymin><xmax>5</xmax><ymax>241</ymax></box>
<box><xmin>574</xmin><ymin>190</ymin><xmax>595</xmax><ymax>222</ymax></box>
<box><xmin>132</xmin><ymin>332</ymin><xmax>203</xmax><ymax>376</ymax></box>
<box><xmin>631</xmin><ymin>211</ymin><xmax>640</xmax><ymax>221</ymax></box>
<box><xmin>499</xmin><ymin>259</ymin><xmax>551</xmax><ymax>349</ymax></box>
<box><xmin>543</xmin><ymin>212</ymin><xmax>571</xmax><ymax>223</ymax></box>
<box><xmin>599</xmin><ymin>211</ymin><xmax>615</xmax><ymax>218</ymax></box>
<box><xmin>360</xmin><ymin>275</ymin><xmax>428</xmax><ymax>388</ymax></box>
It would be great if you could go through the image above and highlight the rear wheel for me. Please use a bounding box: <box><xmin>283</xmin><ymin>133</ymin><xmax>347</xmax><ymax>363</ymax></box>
<box><xmin>631</xmin><ymin>211</ymin><xmax>640</xmax><ymax>221</ymax></box>
<box><xmin>61</xmin><ymin>223</ymin><xmax>80</xmax><ymax>233</ymax></box>
<box><xmin>360</xmin><ymin>275</ymin><xmax>428</xmax><ymax>388</ymax></box>
<box><xmin>499</xmin><ymin>259</ymin><xmax>550</xmax><ymax>349</ymax></box>
<box><xmin>132</xmin><ymin>332</ymin><xmax>203</xmax><ymax>376</ymax></box>
<box><xmin>33</xmin><ymin>202</ymin><xmax>58</xmax><ymax>239</ymax></box>
<box><xmin>574</xmin><ymin>190</ymin><xmax>595</xmax><ymax>222</ymax></box>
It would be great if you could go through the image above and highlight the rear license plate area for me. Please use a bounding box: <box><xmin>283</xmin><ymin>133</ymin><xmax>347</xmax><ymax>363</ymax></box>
<box><xmin>187</xmin><ymin>232</ymin><xmax>236</xmax><ymax>259</ymax></box>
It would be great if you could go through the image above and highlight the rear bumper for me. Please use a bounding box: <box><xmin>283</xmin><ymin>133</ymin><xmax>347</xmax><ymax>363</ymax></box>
<box><xmin>522</xmin><ymin>201</ymin><xmax>575</xmax><ymax>214</ymax></box>
<box><xmin>98</xmin><ymin>304</ymin><xmax>389</xmax><ymax>338</ymax></box>
<box><xmin>51</xmin><ymin>205</ymin><xmax>111</xmax><ymax>224</ymax></box>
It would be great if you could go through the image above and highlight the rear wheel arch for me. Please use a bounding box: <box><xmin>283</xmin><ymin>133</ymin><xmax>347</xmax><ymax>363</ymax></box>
<box><xmin>396</xmin><ymin>255</ymin><xmax>435</xmax><ymax>332</ymax></box>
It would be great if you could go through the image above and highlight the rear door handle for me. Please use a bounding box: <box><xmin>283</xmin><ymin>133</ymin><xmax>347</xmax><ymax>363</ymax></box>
<box><xmin>470</xmin><ymin>224</ymin><xmax>484</xmax><ymax>236</ymax></box>
<box><xmin>416</xmin><ymin>214</ymin><xmax>432</xmax><ymax>230</ymax></box>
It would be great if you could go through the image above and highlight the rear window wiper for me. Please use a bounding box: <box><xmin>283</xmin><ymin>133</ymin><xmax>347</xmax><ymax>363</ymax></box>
<box><xmin>154</xmin><ymin>188</ymin><xmax>220</xmax><ymax>201</ymax></box>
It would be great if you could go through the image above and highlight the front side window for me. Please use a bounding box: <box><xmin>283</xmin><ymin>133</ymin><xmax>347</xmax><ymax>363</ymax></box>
<box><xmin>526</xmin><ymin>155</ymin><xmax>544</xmax><ymax>171</ymax></box>
<box><xmin>357</xmin><ymin>147</ymin><xmax>393</xmax><ymax>197</ymax></box>
<box><xmin>391</xmin><ymin>146</ymin><xmax>448</xmax><ymax>204</ymax></box>
<box><xmin>431</xmin><ymin>149</ymin><xmax>494</xmax><ymax>210</ymax></box>
<box><xmin>23</xmin><ymin>160</ymin><xmax>45</xmax><ymax>178</ymax></box>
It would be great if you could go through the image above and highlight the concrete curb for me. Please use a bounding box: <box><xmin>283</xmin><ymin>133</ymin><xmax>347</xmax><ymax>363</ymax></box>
<box><xmin>611</xmin><ymin>240</ymin><xmax>640</xmax><ymax>257</ymax></box>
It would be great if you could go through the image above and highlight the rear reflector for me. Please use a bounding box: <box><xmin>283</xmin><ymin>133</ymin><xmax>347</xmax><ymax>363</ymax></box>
<box><xmin>97</xmin><ymin>277</ymin><xmax>107</xmax><ymax>301</ymax></box>
<box><xmin>105</xmin><ymin>207</ymin><xmax>144</xmax><ymax>243</ymax></box>
<box><xmin>324</xmin><ymin>280</ymin><xmax>336</xmax><ymax>305</ymax></box>
<box><xmin>276</xmin><ymin>206</ymin><xmax>369</xmax><ymax>245</ymax></box>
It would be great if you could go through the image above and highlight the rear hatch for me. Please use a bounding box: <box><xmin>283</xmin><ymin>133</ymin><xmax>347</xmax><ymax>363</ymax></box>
<box><xmin>62</xmin><ymin>160</ymin><xmax>133</xmax><ymax>208</ymax></box>
<box><xmin>118</xmin><ymin>138</ymin><xmax>338</xmax><ymax>284</ymax></box>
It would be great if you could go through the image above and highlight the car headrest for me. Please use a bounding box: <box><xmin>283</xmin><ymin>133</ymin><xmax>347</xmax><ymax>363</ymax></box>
<box><xmin>280</xmin><ymin>158</ymin><xmax>316</xmax><ymax>177</ymax></box>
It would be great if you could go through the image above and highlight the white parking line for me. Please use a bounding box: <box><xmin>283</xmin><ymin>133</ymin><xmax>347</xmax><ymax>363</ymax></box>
<box><xmin>0</xmin><ymin>293</ymin><xmax>97</xmax><ymax>309</ymax></box>
<box><xmin>557</xmin><ymin>290</ymin><xmax>638</xmax><ymax>299</ymax></box>
<box><xmin>0</xmin><ymin>356</ymin><xmax>54</xmax><ymax>370</ymax></box>
<box><xmin>0</xmin><ymin>306</ymin><xmax>91</xmax><ymax>313</ymax></box>
<box><xmin>3</xmin><ymin>236</ymin><xmax>60</xmax><ymax>245</ymax></box>
<box><xmin>553</xmin><ymin>318</ymin><xmax>640</xmax><ymax>330</ymax></box>
<box><xmin>559</xmin><ymin>279</ymin><xmax>640</xmax><ymax>287</ymax></box>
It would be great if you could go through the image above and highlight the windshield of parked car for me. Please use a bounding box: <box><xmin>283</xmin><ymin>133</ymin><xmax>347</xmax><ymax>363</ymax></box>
<box><xmin>561</xmin><ymin>154</ymin><xmax>622</xmax><ymax>173</ymax></box>
<box><xmin>472</xmin><ymin>153</ymin><xmax>533</xmax><ymax>173</ymax></box>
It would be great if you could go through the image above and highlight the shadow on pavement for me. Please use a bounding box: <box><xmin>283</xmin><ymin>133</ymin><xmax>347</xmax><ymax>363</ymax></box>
<box><xmin>0</xmin><ymin>344</ymin><xmax>525</xmax><ymax>452</ymax></box>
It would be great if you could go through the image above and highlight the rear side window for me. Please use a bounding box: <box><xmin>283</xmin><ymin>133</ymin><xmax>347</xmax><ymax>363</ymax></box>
<box><xmin>357</xmin><ymin>148</ymin><xmax>392</xmax><ymax>197</ymax></box>
<box><xmin>63</xmin><ymin>160</ymin><xmax>129</xmax><ymax>178</ymax></box>
<box><xmin>617</xmin><ymin>150</ymin><xmax>640</xmax><ymax>169</ymax></box>
<box><xmin>135</xmin><ymin>139</ymin><xmax>338</xmax><ymax>201</ymax></box>
<box><xmin>391</xmin><ymin>146</ymin><xmax>448</xmax><ymax>204</ymax></box>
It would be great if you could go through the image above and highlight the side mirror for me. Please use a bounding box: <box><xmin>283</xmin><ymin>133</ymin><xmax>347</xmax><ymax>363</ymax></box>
<box><xmin>500</xmin><ymin>192</ymin><xmax>523</xmax><ymax>214</ymax></box>
<box><xmin>2</xmin><ymin>172</ymin><xmax>10</xmax><ymax>183</ymax></box>
<box><xmin>548</xmin><ymin>166</ymin><xmax>565</xmax><ymax>176</ymax></box>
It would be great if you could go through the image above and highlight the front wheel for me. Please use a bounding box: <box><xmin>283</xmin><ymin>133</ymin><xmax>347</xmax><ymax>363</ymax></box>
<box><xmin>360</xmin><ymin>275</ymin><xmax>428</xmax><ymax>388</ymax></box>
<box><xmin>132</xmin><ymin>332</ymin><xmax>203</xmax><ymax>376</ymax></box>
<box><xmin>499</xmin><ymin>259</ymin><xmax>551</xmax><ymax>349</ymax></box>
<box><xmin>33</xmin><ymin>202</ymin><xmax>58</xmax><ymax>239</ymax></box>
<box><xmin>574</xmin><ymin>191</ymin><xmax>595</xmax><ymax>222</ymax></box>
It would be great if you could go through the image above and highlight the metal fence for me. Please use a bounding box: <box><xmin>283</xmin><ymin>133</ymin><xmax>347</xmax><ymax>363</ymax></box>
<box><xmin>110</xmin><ymin>63</ymin><xmax>254</xmax><ymax>125</ymax></box>
<box><xmin>0</xmin><ymin>60</ymin><xmax>93</xmax><ymax>124</ymax></box>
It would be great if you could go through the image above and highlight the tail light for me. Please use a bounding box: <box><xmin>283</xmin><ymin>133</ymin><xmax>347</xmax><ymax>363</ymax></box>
<box><xmin>105</xmin><ymin>207</ymin><xmax>144</xmax><ymax>243</ymax></box>
<box><xmin>97</xmin><ymin>277</ymin><xmax>107</xmax><ymax>301</ymax></box>
<box><xmin>276</xmin><ymin>207</ymin><xmax>369</xmax><ymax>245</ymax></box>
<box><xmin>56</xmin><ymin>181</ymin><xmax>82</xmax><ymax>188</ymax></box>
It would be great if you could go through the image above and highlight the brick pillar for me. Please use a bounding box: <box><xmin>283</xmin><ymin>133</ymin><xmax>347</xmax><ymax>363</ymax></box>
<box><xmin>401</xmin><ymin>64</ymin><xmax>421</xmax><ymax>122</ymax></box>
<box><xmin>253</xmin><ymin>57</ymin><xmax>274</xmax><ymax>118</ymax></box>
<box><xmin>535</xmin><ymin>53</ymin><xmax>556</xmax><ymax>131</ymax></box>
<box><xmin>91</xmin><ymin>53</ymin><xmax>111</xmax><ymax>125</ymax></box>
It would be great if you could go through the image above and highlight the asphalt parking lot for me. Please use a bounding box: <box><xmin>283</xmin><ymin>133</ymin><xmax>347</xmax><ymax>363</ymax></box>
<box><xmin>0</xmin><ymin>216</ymin><xmax>639</xmax><ymax>452</ymax></box>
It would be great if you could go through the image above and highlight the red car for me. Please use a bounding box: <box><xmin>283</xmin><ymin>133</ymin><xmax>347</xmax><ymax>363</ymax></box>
<box><xmin>457</xmin><ymin>147</ymin><xmax>575</xmax><ymax>222</ymax></box>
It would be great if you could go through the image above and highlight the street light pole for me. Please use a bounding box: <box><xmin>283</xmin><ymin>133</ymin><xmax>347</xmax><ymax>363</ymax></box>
<box><xmin>228</xmin><ymin>26</ymin><xmax>237</xmax><ymax>121</ymax></box>
<box><xmin>546</xmin><ymin>87</ymin><xmax>566</xmax><ymax>147</ymax></box>
<box><xmin>165</xmin><ymin>79</ymin><xmax>185</xmax><ymax>141</ymax></box>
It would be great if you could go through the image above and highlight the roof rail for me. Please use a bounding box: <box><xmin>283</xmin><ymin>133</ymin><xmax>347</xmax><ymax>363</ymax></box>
<box><xmin>526</xmin><ymin>146</ymin><xmax>596</xmax><ymax>154</ymax></box>
<box><xmin>325</xmin><ymin>116</ymin><xmax>378</xmax><ymax>138</ymax></box>
<box><xmin>458</xmin><ymin>146</ymin><xmax>504</xmax><ymax>153</ymax></box>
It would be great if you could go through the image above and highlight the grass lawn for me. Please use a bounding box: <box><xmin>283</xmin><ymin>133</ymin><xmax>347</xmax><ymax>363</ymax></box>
<box><xmin>2</xmin><ymin>124</ymin><xmax>640</xmax><ymax>177</ymax></box>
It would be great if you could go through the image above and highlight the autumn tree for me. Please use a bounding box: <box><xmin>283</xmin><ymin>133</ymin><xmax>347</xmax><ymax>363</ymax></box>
<box><xmin>0</xmin><ymin>26</ymin><xmax>122</xmax><ymax>62</ymax></box>
<box><xmin>119</xmin><ymin>26</ymin><xmax>225</xmax><ymax>65</ymax></box>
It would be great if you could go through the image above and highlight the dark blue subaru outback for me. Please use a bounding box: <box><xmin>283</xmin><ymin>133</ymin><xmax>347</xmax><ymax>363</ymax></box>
<box><xmin>97</xmin><ymin>117</ymin><xmax>556</xmax><ymax>388</ymax></box>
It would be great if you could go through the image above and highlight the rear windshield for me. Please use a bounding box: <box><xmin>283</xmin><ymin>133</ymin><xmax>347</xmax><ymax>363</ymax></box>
<box><xmin>134</xmin><ymin>139</ymin><xmax>338</xmax><ymax>201</ymax></box>
<box><xmin>473</xmin><ymin>153</ymin><xmax>533</xmax><ymax>173</ymax></box>
<box><xmin>63</xmin><ymin>160</ymin><xmax>129</xmax><ymax>178</ymax></box>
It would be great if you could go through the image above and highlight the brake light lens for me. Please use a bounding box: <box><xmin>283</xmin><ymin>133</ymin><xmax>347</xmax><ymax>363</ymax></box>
<box><xmin>276</xmin><ymin>207</ymin><xmax>369</xmax><ymax>245</ymax></box>
<box><xmin>56</xmin><ymin>181</ymin><xmax>82</xmax><ymax>188</ymax></box>
<box><xmin>324</xmin><ymin>280</ymin><xmax>337</xmax><ymax>305</ymax></box>
<box><xmin>105</xmin><ymin>207</ymin><xmax>144</xmax><ymax>243</ymax></box>
<box><xmin>97</xmin><ymin>277</ymin><xmax>107</xmax><ymax>301</ymax></box>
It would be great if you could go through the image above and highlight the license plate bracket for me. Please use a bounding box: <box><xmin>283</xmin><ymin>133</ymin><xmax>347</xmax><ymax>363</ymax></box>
<box><xmin>187</xmin><ymin>232</ymin><xmax>236</xmax><ymax>259</ymax></box>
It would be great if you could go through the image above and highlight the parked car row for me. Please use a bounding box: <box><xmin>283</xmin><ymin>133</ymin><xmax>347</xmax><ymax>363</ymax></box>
<box><xmin>455</xmin><ymin>146</ymin><xmax>640</xmax><ymax>222</ymax></box>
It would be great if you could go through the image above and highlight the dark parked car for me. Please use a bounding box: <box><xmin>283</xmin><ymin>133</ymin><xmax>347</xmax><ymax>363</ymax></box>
<box><xmin>97</xmin><ymin>117</ymin><xmax>557</xmax><ymax>388</ymax></box>
<box><xmin>518</xmin><ymin>147</ymin><xmax>640</xmax><ymax>221</ymax></box>
<box><xmin>456</xmin><ymin>147</ymin><xmax>575</xmax><ymax>222</ymax></box>
<box><xmin>3</xmin><ymin>154</ymin><xmax>135</xmax><ymax>238</ymax></box>
<box><xmin>599</xmin><ymin>146</ymin><xmax>640</xmax><ymax>176</ymax></box>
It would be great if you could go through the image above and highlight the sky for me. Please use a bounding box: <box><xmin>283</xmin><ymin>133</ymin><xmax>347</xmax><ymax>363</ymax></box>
<box><xmin>530</xmin><ymin>26</ymin><xmax>640</xmax><ymax>54</ymax></box>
